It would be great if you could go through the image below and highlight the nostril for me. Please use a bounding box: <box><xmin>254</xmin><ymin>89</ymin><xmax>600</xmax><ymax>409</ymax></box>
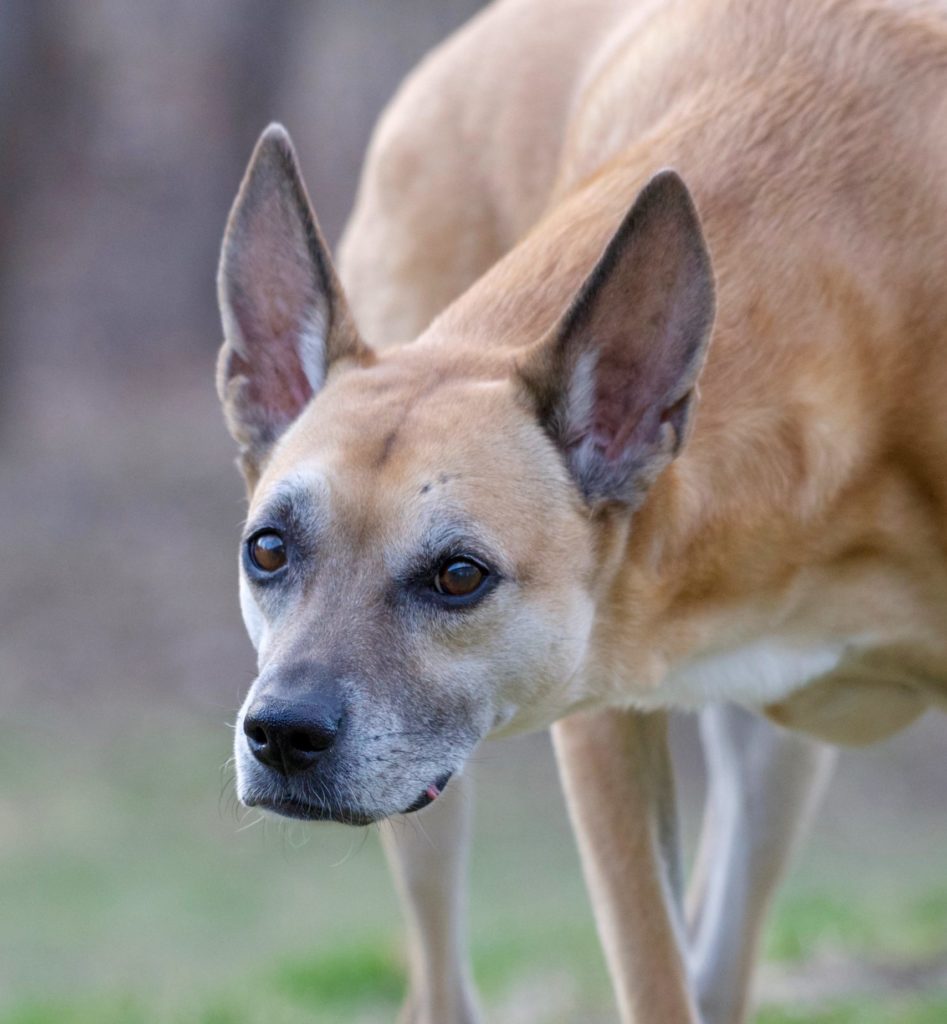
<box><xmin>288</xmin><ymin>728</ymin><xmax>318</xmax><ymax>753</ymax></box>
<box><xmin>287</xmin><ymin>723</ymin><xmax>336</xmax><ymax>754</ymax></box>
<box><xmin>245</xmin><ymin>723</ymin><xmax>267</xmax><ymax>746</ymax></box>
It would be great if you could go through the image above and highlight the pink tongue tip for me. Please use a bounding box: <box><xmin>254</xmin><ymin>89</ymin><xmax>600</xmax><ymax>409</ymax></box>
<box><xmin>425</xmin><ymin>784</ymin><xmax>441</xmax><ymax>801</ymax></box>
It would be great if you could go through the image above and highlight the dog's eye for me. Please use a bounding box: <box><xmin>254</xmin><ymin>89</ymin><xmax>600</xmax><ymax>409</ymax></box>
<box><xmin>434</xmin><ymin>559</ymin><xmax>486</xmax><ymax>598</ymax></box>
<box><xmin>248</xmin><ymin>530</ymin><xmax>287</xmax><ymax>573</ymax></box>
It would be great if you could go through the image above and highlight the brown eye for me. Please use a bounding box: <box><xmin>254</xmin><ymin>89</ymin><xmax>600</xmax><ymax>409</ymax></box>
<box><xmin>248</xmin><ymin>531</ymin><xmax>287</xmax><ymax>574</ymax></box>
<box><xmin>435</xmin><ymin>559</ymin><xmax>486</xmax><ymax>598</ymax></box>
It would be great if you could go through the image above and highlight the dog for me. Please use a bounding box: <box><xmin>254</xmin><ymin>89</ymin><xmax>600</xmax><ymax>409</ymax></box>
<box><xmin>216</xmin><ymin>1</ymin><xmax>947</xmax><ymax>1021</ymax></box>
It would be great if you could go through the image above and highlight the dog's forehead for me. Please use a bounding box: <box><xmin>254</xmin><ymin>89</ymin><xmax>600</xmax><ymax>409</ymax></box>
<box><xmin>254</xmin><ymin>352</ymin><xmax>568</xmax><ymax>548</ymax></box>
<box><xmin>271</xmin><ymin>353</ymin><xmax>533</xmax><ymax>482</ymax></box>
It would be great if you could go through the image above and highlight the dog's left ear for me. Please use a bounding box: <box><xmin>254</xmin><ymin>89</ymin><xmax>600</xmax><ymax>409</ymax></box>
<box><xmin>518</xmin><ymin>170</ymin><xmax>715</xmax><ymax>509</ymax></box>
<box><xmin>217</xmin><ymin>124</ymin><xmax>373</xmax><ymax>487</ymax></box>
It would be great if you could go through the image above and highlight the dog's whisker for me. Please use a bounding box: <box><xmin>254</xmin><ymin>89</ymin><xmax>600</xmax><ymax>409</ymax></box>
<box><xmin>235</xmin><ymin>811</ymin><xmax>266</xmax><ymax>834</ymax></box>
<box><xmin>331</xmin><ymin>825</ymin><xmax>370</xmax><ymax>868</ymax></box>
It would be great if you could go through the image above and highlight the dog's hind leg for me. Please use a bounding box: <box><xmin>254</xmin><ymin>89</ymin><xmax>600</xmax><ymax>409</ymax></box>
<box><xmin>687</xmin><ymin>705</ymin><xmax>836</xmax><ymax>1024</ymax></box>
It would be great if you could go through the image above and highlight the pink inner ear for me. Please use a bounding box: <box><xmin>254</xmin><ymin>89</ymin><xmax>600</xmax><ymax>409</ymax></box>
<box><xmin>591</xmin><ymin>331</ymin><xmax>674</xmax><ymax>462</ymax></box>
<box><xmin>226</xmin><ymin>321</ymin><xmax>313</xmax><ymax>431</ymax></box>
<box><xmin>225</xmin><ymin>185</ymin><xmax>323</xmax><ymax>427</ymax></box>
<box><xmin>587</xmin><ymin>250</ymin><xmax>705</xmax><ymax>463</ymax></box>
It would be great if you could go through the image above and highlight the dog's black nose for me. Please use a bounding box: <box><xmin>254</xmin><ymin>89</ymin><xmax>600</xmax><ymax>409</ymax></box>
<box><xmin>243</xmin><ymin>698</ymin><xmax>340</xmax><ymax>775</ymax></box>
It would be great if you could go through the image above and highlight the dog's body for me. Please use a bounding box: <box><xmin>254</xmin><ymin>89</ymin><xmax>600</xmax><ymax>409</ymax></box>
<box><xmin>217</xmin><ymin>1</ymin><xmax>947</xmax><ymax>1021</ymax></box>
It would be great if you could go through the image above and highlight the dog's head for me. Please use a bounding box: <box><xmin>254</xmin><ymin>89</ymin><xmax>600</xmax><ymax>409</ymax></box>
<box><xmin>217</xmin><ymin>125</ymin><xmax>714</xmax><ymax>823</ymax></box>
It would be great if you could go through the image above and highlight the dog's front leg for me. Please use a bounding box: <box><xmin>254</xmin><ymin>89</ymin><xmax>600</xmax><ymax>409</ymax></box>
<box><xmin>553</xmin><ymin>708</ymin><xmax>700</xmax><ymax>1024</ymax></box>
<box><xmin>381</xmin><ymin>771</ymin><xmax>481</xmax><ymax>1024</ymax></box>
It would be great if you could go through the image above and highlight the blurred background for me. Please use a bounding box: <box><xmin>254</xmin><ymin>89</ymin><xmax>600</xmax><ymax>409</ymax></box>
<box><xmin>1</xmin><ymin>3</ymin><xmax>945</xmax><ymax>1022</ymax></box>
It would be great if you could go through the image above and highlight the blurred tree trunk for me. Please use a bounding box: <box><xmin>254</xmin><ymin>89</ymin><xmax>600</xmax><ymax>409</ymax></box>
<box><xmin>0</xmin><ymin>1</ymin><xmax>483</xmax><ymax>442</ymax></box>
<box><xmin>0</xmin><ymin>1</ymin><xmax>304</xmax><ymax>436</ymax></box>
<box><xmin>0</xmin><ymin>1</ymin><xmax>55</xmax><ymax>430</ymax></box>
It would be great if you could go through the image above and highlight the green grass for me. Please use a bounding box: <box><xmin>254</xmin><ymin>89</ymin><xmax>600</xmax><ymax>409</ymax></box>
<box><xmin>765</xmin><ymin>887</ymin><xmax>947</xmax><ymax>963</ymax></box>
<box><xmin>271</xmin><ymin>942</ymin><xmax>406</xmax><ymax>1007</ymax></box>
<box><xmin>4</xmin><ymin>935</ymin><xmax>947</xmax><ymax>1024</ymax></box>
<box><xmin>756</xmin><ymin>999</ymin><xmax>947</xmax><ymax>1024</ymax></box>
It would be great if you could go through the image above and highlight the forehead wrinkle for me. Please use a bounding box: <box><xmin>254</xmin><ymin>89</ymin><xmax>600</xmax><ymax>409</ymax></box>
<box><xmin>346</xmin><ymin>349</ymin><xmax>507</xmax><ymax>463</ymax></box>
<box><xmin>364</xmin><ymin>367</ymin><xmax>457</xmax><ymax>469</ymax></box>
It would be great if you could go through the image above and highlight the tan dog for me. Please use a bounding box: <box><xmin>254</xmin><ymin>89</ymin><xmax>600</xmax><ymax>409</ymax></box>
<box><xmin>216</xmin><ymin>1</ymin><xmax>947</xmax><ymax>1021</ymax></box>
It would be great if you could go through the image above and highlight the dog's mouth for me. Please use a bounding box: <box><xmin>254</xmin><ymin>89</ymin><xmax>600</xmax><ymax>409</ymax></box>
<box><xmin>402</xmin><ymin>771</ymin><xmax>453</xmax><ymax>814</ymax></box>
<box><xmin>245</xmin><ymin>772</ymin><xmax>454</xmax><ymax>826</ymax></box>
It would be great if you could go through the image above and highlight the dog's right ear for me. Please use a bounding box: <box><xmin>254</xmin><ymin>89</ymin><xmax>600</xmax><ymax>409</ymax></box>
<box><xmin>517</xmin><ymin>171</ymin><xmax>714</xmax><ymax>510</ymax></box>
<box><xmin>217</xmin><ymin>124</ymin><xmax>373</xmax><ymax>488</ymax></box>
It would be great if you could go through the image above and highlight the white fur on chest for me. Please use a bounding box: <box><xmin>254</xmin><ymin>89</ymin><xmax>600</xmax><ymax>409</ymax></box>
<box><xmin>631</xmin><ymin>638</ymin><xmax>851</xmax><ymax>712</ymax></box>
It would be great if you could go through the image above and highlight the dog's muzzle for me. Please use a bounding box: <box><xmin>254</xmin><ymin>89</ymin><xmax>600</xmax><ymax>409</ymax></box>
<box><xmin>237</xmin><ymin>680</ymin><xmax>456</xmax><ymax>824</ymax></box>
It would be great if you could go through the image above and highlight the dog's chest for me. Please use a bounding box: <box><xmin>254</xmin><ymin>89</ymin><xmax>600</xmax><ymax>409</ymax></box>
<box><xmin>645</xmin><ymin>638</ymin><xmax>850</xmax><ymax>711</ymax></box>
<box><xmin>641</xmin><ymin>616</ymin><xmax>947</xmax><ymax>741</ymax></box>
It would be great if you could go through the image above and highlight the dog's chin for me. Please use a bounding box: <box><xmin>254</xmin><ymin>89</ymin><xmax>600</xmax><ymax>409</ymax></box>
<box><xmin>246</xmin><ymin>793</ymin><xmax>380</xmax><ymax>826</ymax></box>
<box><xmin>241</xmin><ymin>771</ymin><xmax>454</xmax><ymax>827</ymax></box>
